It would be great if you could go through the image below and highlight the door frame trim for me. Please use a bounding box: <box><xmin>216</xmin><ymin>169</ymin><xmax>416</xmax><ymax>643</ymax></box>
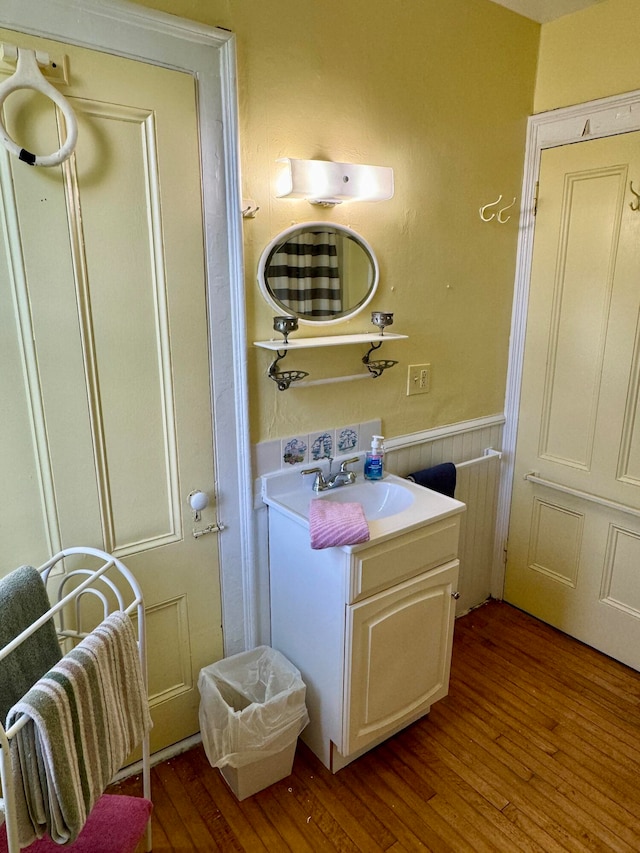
<box><xmin>495</xmin><ymin>87</ymin><xmax>640</xmax><ymax>597</ymax></box>
<box><xmin>0</xmin><ymin>0</ymin><xmax>256</xmax><ymax>654</ymax></box>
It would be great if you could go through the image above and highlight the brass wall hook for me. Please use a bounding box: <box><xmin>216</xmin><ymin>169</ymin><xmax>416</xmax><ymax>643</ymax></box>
<box><xmin>479</xmin><ymin>194</ymin><xmax>502</xmax><ymax>222</ymax></box>
<box><xmin>497</xmin><ymin>196</ymin><xmax>517</xmax><ymax>223</ymax></box>
<box><xmin>480</xmin><ymin>194</ymin><xmax>517</xmax><ymax>223</ymax></box>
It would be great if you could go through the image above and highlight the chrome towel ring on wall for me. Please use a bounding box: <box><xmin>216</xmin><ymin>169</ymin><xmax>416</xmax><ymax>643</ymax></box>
<box><xmin>0</xmin><ymin>44</ymin><xmax>78</xmax><ymax>166</ymax></box>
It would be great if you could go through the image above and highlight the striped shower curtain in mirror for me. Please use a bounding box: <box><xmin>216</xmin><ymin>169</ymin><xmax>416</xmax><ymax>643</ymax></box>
<box><xmin>269</xmin><ymin>230</ymin><xmax>342</xmax><ymax>317</ymax></box>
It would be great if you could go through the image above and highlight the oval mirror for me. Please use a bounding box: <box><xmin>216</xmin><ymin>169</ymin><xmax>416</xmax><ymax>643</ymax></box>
<box><xmin>257</xmin><ymin>222</ymin><xmax>379</xmax><ymax>325</ymax></box>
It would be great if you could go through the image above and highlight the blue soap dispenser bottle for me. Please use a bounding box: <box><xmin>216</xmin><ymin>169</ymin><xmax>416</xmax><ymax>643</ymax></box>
<box><xmin>364</xmin><ymin>435</ymin><xmax>385</xmax><ymax>480</ymax></box>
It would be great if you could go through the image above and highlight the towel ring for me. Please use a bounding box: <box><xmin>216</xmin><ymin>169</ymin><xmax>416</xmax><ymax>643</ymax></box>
<box><xmin>0</xmin><ymin>48</ymin><xmax>78</xmax><ymax>167</ymax></box>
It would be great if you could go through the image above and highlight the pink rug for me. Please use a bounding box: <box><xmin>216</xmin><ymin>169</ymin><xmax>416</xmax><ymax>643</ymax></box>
<box><xmin>0</xmin><ymin>795</ymin><xmax>152</xmax><ymax>853</ymax></box>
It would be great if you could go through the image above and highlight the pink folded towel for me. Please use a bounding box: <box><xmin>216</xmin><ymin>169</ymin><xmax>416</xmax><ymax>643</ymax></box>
<box><xmin>309</xmin><ymin>500</ymin><xmax>370</xmax><ymax>549</ymax></box>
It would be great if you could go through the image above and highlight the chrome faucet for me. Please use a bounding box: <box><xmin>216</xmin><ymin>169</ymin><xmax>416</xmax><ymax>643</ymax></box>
<box><xmin>301</xmin><ymin>457</ymin><xmax>359</xmax><ymax>493</ymax></box>
<box><xmin>329</xmin><ymin>456</ymin><xmax>359</xmax><ymax>487</ymax></box>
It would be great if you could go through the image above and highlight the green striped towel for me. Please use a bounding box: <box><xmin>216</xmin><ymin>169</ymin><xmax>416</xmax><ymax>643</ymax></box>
<box><xmin>0</xmin><ymin>565</ymin><xmax>62</xmax><ymax>723</ymax></box>
<box><xmin>6</xmin><ymin>611</ymin><xmax>152</xmax><ymax>847</ymax></box>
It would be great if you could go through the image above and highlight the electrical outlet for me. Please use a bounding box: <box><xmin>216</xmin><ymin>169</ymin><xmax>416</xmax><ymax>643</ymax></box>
<box><xmin>407</xmin><ymin>363</ymin><xmax>431</xmax><ymax>396</ymax></box>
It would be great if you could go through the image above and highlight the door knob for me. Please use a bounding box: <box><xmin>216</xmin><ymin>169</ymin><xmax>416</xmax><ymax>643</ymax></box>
<box><xmin>188</xmin><ymin>490</ymin><xmax>209</xmax><ymax>521</ymax></box>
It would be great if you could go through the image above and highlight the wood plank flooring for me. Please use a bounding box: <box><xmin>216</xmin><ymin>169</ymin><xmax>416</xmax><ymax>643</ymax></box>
<box><xmin>111</xmin><ymin>601</ymin><xmax>640</xmax><ymax>851</ymax></box>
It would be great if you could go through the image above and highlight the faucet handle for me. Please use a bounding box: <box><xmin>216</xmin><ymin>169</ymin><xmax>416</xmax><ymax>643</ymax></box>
<box><xmin>339</xmin><ymin>456</ymin><xmax>359</xmax><ymax>472</ymax></box>
<box><xmin>301</xmin><ymin>467</ymin><xmax>327</xmax><ymax>490</ymax></box>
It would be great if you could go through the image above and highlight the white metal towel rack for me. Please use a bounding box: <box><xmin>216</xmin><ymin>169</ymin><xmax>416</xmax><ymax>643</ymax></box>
<box><xmin>0</xmin><ymin>546</ymin><xmax>151</xmax><ymax>853</ymax></box>
<box><xmin>456</xmin><ymin>448</ymin><xmax>502</xmax><ymax>469</ymax></box>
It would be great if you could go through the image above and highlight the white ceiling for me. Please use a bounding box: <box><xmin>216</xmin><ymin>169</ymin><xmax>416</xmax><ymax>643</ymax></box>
<box><xmin>488</xmin><ymin>0</ymin><xmax>603</xmax><ymax>23</ymax></box>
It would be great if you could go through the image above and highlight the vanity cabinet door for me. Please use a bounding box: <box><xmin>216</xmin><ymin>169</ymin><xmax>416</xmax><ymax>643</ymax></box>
<box><xmin>342</xmin><ymin>560</ymin><xmax>458</xmax><ymax>757</ymax></box>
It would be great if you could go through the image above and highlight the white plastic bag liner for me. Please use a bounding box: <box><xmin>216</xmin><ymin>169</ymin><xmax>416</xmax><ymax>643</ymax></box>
<box><xmin>198</xmin><ymin>645</ymin><xmax>309</xmax><ymax>769</ymax></box>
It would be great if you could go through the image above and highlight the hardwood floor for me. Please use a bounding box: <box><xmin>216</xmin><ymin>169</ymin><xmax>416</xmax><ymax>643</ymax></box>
<box><xmin>112</xmin><ymin>600</ymin><xmax>640</xmax><ymax>851</ymax></box>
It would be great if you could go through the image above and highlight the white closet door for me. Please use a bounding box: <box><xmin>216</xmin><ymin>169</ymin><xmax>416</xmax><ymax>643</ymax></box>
<box><xmin>505</xmin><ymin>131</ymin><xmax>640</xmax><ymax>670</ymax></box>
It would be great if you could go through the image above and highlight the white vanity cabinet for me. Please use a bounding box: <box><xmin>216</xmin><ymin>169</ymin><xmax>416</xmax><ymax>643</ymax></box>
<box><xmin>268</xmin><ymin>506</ymin><xmax>462</xmax><ymax>773</ymax></box>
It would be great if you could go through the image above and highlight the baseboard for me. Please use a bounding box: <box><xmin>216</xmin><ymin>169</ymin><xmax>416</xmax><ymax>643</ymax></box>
<box><xmin>114</xmin><ymin>732</ymin><xmax>203</xmax><ymax>782</ymax></box>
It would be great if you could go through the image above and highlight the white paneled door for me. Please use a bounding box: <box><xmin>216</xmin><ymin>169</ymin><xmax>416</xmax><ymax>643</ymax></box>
<box><xmin>0</xmin><ymin>31</ymin><xmax>223</xmax><ymax>750</ymax></box>
<box><xmin>505</xmin><ymin>131</ymin><xmax>640</xmax><ymax>670</ymax></box>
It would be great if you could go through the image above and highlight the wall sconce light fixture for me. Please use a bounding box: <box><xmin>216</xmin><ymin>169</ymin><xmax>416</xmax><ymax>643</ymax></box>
<box><xmin>275</xmin><ymin>158</ymin><xmax>394</xmax><ymax>206</ymax></box>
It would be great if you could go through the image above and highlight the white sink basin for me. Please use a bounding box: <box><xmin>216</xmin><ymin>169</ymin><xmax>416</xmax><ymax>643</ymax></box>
<box><xmin>261</xmin><ymin>462</ymin><xmax>466</xmax><ymax>549</ymax></box>
<box><xmin>314</xmin><ymin>479</ymin><xmax>414</xmax><ymax>520</ymax></box>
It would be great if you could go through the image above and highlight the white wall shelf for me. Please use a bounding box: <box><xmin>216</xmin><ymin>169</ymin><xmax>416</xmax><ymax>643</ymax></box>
<box><xmin>253</xmin><ymin>332</ymin><xmax>407</xmax><ymax>351</ymax></box>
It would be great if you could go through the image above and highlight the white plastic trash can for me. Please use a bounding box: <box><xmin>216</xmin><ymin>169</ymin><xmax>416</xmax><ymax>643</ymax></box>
<box><xmin>198</xmin><ymin>645</ymin><xmax>309</xmax><ymax>800</ymax></box>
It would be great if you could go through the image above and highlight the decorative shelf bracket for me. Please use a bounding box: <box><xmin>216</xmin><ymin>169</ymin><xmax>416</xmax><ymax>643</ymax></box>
<box><xmin>267</xmin><ymin>349</ymin><xmax>309</xmax><ymax>391</ymax></box>
<box><xmin>362</xmin><ymin>340</ymin><xmax>398</xmax><ymax>378</ymax></box>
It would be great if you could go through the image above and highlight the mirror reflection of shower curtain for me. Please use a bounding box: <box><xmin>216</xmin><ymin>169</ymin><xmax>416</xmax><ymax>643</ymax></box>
<box><xmin>270</xmin><ymin>230</ymin><xmax>342</xmax><ymax>317</ymax></box>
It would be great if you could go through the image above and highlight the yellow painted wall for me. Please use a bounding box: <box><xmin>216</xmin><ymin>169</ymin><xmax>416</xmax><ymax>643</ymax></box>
<box><xmin>535</xmin><ymin>0</ymin><xmax>640</xmax><ymax>113</ymax></box>
<box><xmin>134</xmin><ymin>0</ymin><xmax>539</xmax><ymax>443</ymax></box>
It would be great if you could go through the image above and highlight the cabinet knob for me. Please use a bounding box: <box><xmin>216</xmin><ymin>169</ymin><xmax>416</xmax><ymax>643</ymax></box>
<box><xmin>452</xmin><ymin>591</ymin><xmax>460</xmax><ymax>599</ymax></box>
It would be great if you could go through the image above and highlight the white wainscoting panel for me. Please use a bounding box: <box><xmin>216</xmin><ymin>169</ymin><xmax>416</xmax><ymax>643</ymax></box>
<box><xmin>385</xmin><ymin>417</ymin><xmax>504</xmax><ymax>615</ymax></box>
